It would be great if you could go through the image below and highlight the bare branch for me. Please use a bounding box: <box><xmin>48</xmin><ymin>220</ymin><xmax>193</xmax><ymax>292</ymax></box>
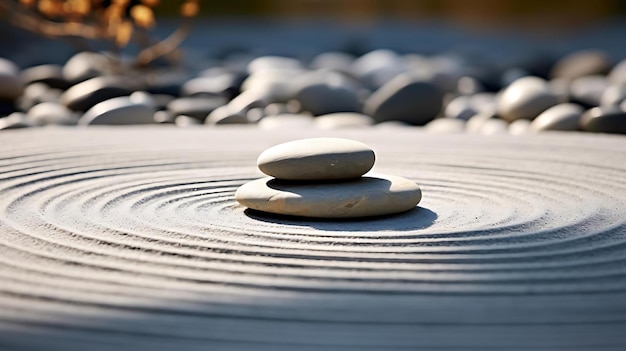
<box><xmin>0</xmin><ymin>0</ymin><xmax>198</xmax><ymax>68</ymax></box>
<box><xmin>135</xmin><ymin>19</ymin><xmax>191</xmax><ymax>67</ymax></box>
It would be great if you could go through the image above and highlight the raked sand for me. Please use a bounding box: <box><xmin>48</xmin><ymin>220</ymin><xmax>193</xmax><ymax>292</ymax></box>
<box><xmin>0</xmin><ymin>126</ymin><xmax>625</xmax><ymax>350</ymax></box>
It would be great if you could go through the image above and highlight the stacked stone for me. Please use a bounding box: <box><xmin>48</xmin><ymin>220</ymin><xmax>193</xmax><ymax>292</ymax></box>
<box><xmin>235</xmin><ymin>138</ymin><xmax>422</xmax><ymax>218</ymax></box>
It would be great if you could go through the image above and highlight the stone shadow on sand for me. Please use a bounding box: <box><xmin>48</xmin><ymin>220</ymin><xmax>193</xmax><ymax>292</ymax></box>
<box><xmin>244</xmin><ymin>206</ymin><xmax>437</xmax><ymax>232</ymax></box>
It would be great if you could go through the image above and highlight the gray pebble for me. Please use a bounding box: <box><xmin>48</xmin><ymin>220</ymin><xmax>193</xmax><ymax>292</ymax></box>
<box><xmin>609</xmin><ymin>58</ymin><xmax>626</xmax><ymax>84</ymax></box>
<box><xmin>241</xmin><ymin>70</ymin><xmax>297</xmax><ymax>103</ymax></box>
<box><xmin>569</xmin><ymin>75</ymin><xmax>609</xmax><ymax>107</ymax></box>
<box><xmin>314</xmin><ymin>112</ymin><xmax>374</xmax><ymax>129</ymax></box>
<box><xmin>0</xmin><ymin>58</ymin><xmax>19</xmax><ymax>75</ymax></box>
<box><xmin>351</xmin><ymin>50</ymin><xmax>408</xmax><ymax>89</ymax></box>
<box><xmin>530</xmin><ymin>103</ymin><xmax>583</xmax><ymax>132</ymax></box>
<box><xmin>551</xmin><ymin>49</ymin><xmax>613</xmax><ymax>80</ymax></box>
<box><xmin>236</xmin><ymin>174</ymin><xmax>421</xmax><ymax>218</ymax></box>
<box><xmin>257</xmin><ymin>114</ymin><xmax>314</xmax><ymax>130</ymax></box>
<box><xmin>129</xmin><ymin>91</ymin><xmax>156</xmax><ymax>109</ymax></box>
<box><xmin>228</xmin><ymin>89</ymin><xmax>269</xmax><ymax>112</ymax></box>
<box><xmin>20</xmin><ymin>64</ymin><xmax>70</xmax><ymax>90</ymax></box>
<box><xmin>264</xmin><ymin>103</ymin><xmax>290</xmax><ymax>116</ymax></box>
<box><xmin>0</xmin><ymin>112</ymin><xmax>34</xmax><ymax>130</ymax></box>
<box><xmin>206</xmin><ymin>105</ymin><xmax>248</xmax><ymax>125</ymax></box>
<box><xmin>508</xmin><ymin>119</ymin><xmax>532</xmax><ymax>135</ymax></box>
<box><xmin>166</xmin><ymin>96</ymin><xmax>226</xmax><ymax>120</ymax></box>
<box><xmin>28</xmin><ymin>102</ymin><xmax>76</xmax><ymax>126</ymax></box>
<box><xmin>479</xmin><ymin>119</ymin><xmax>509</xmax><ymax>135</ymax></box>
<box><xmin>310</xmin><ymin>52</ymin><xmax>355</xmax><ymax>74</ymax></box>
<box><xmin>0</xmin><ymin>58</ymin><xmax>24</xmax><ymax>101</ymax></box>
<box><xmin>181</xmin><ymin>71</ymin><xmax>243</xmax><ymax>98</ymax></box>
<box><xmin>444</xmin><ymin>95</ymin><xmax>478</xmax><ymax>120</ymax></box>
<box><xmin>580</xmin><ymin>107</ymin><xmax>626</xmax><ymax>134</ymax></box>
<box><xmin>175</xmin><ymin>115</ymin><xmax>202</xmax><ymax>127</ymax></box>
<box><xmin>153</xmin><ymin>110</ymin><xmax>175</xmax><ymax>124</ymax></box>
<box><xmin>291</xmin><ymin>70</ymin><xmax>360</xmax><ymax>116</ymax></box>
<box><xmin>17</xmin><ymin>83</ymin><xmax>61</xmax><ymax>111</ymax></box>
<box><xmin>149</xmin><ymin>94</ymin><xmax>176</xmax><ymax>111</ymax></box>
<box><xmin>246</xmin><ymin>107</ymin><xmax>266</xmax><ymax>123</ymax></box>
<box><xmin>409</xmin><ymin>55</ymin><xmax>464</xmax><ymax>94</ymax></box>
<box><xmin>548</xmin><ymin>78</ymin><xmax>571</xmax><ymax>103</ymax></box>
<box><xmin>364</xmin><ymin>74</ymin><xmax>443</xmax><ymax>125</ymax></box>
<box><xmin>456</xmin><ymin>76</ymin><xmax>485</xmax><ymax>95</ymax></box>
<box><xmin>247</xmin><ymin>56</ymin><xmax>303</xmax><ymax>74</ymax></box>
<box><xmin>79</xmin><ymin>96</ymin><xmax>155</xmax><ymax>125</ymax></box>
<box><xmin>470</xmin><ymin>93</ymin><xmax>498</xmax><ymax>115</ymax></box>
<box><xmin>600</xmin><ymin>84</ymin><xmax>626</xmax><ymax>108</ymax></box>
<box><xmin>466</xmin><ymin>111</ymin><xmax>499</xmax><ymax>134</ymax></box>
<box><xmin>424</xmin><ymin>118</ymin><xmax>466</xmax><ymax>133</ymax></box>
<box><xmin>497</xmin><ymin>76</ymin><xmax>559</xmax><ymax>122</ymax></box>
<box><xmin>62</xmin><ymin>51</ymin><xmax>111</xmax><ymax>83</ymax></box>
<box><xmin>61</xmin><ymin>76</ymin><xmax>136</xmax><ymax>111</ymax></box>
<box><xmin>374</xmin><ymin>121</ymin><xmax>411</xmax><ymax>129</ymax></box>
<box><xmin>143</xmin><ymin>70</ymin><xmax>188</xmax><ymax>96</ymax></box>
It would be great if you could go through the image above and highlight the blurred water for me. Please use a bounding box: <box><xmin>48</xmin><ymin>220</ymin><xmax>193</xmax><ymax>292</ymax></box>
<box><xmin>2</xmin><ymin>17</ymin><xmax>626</xmax><ymax>67</ymax></box>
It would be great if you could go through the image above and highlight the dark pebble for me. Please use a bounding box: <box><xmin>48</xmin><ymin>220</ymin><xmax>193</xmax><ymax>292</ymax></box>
<box><xmin>61</xmin><ymin>76</ymin><xmax>137</xmax><ymax>111</ymax></box>
<box><xmin>0</xmin><ymin>100</ymin><xmax>16</xmax><ymax>117</ymax></box>
<box><xmin>0</xmin><ymin>58</ymin><xmax>24</xmax><ymax>101</ymax></box>
<box><xmin>580</xmin><ymin>107</ymin><xmax>626</xmax><ymax>134</ymax></box>
<box><xmin>143</xmin><ymin>71</ymin><xmax>188</xmax><ymax>96</ymax></box>
<box><xmin>364</xmin><ymin>74</ymin><xmax>443</xmax><ymax>125</ymax></box>
<box><xmin>20</xmin><ymin>64</ymin><xmax>71</xmax><ymax>90</ymax></box>
<box><xmin>292</xmin><ymin>71</ymin><xmax>360</xmax><ymax>116</ymax></box>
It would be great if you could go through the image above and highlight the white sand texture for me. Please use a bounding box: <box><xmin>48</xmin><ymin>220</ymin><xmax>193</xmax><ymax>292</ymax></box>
<box><xmin>0</xmin><ymin>126</ymin><xmax>625</xmax><ymax>350</ymax></box>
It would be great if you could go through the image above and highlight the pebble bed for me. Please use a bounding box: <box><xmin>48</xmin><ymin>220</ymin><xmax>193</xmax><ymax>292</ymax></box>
<box><xmin>1</xmin><ymin>47</ymin><xmax>626</xmax><ymax>133</ymax></box>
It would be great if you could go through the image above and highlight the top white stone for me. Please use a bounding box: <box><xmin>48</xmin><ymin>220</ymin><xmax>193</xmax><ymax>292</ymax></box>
<box><xmin>257</xmin><ymin>138</ymin><xmax>375</xmax><ymax>180</ymax></box>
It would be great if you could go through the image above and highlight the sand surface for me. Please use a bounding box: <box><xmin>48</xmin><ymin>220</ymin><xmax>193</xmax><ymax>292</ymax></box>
<box><xmin>0</xmin><ymin>126</ymin><xmax>625</xmax><ymax>350</ymax></box>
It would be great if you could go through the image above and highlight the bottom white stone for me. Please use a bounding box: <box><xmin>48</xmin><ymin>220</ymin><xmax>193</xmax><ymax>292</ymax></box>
<box><xmin>235</xmin><ymin>174</ymin><xmax>422</xmax><ymax>218</ymax></box>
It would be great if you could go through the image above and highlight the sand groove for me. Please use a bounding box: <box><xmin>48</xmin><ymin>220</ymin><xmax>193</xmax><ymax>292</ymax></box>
<box><xmin>0</xmin><ymin>127</ymin><xmax>625</xmax><ymax>350</ymax></box>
